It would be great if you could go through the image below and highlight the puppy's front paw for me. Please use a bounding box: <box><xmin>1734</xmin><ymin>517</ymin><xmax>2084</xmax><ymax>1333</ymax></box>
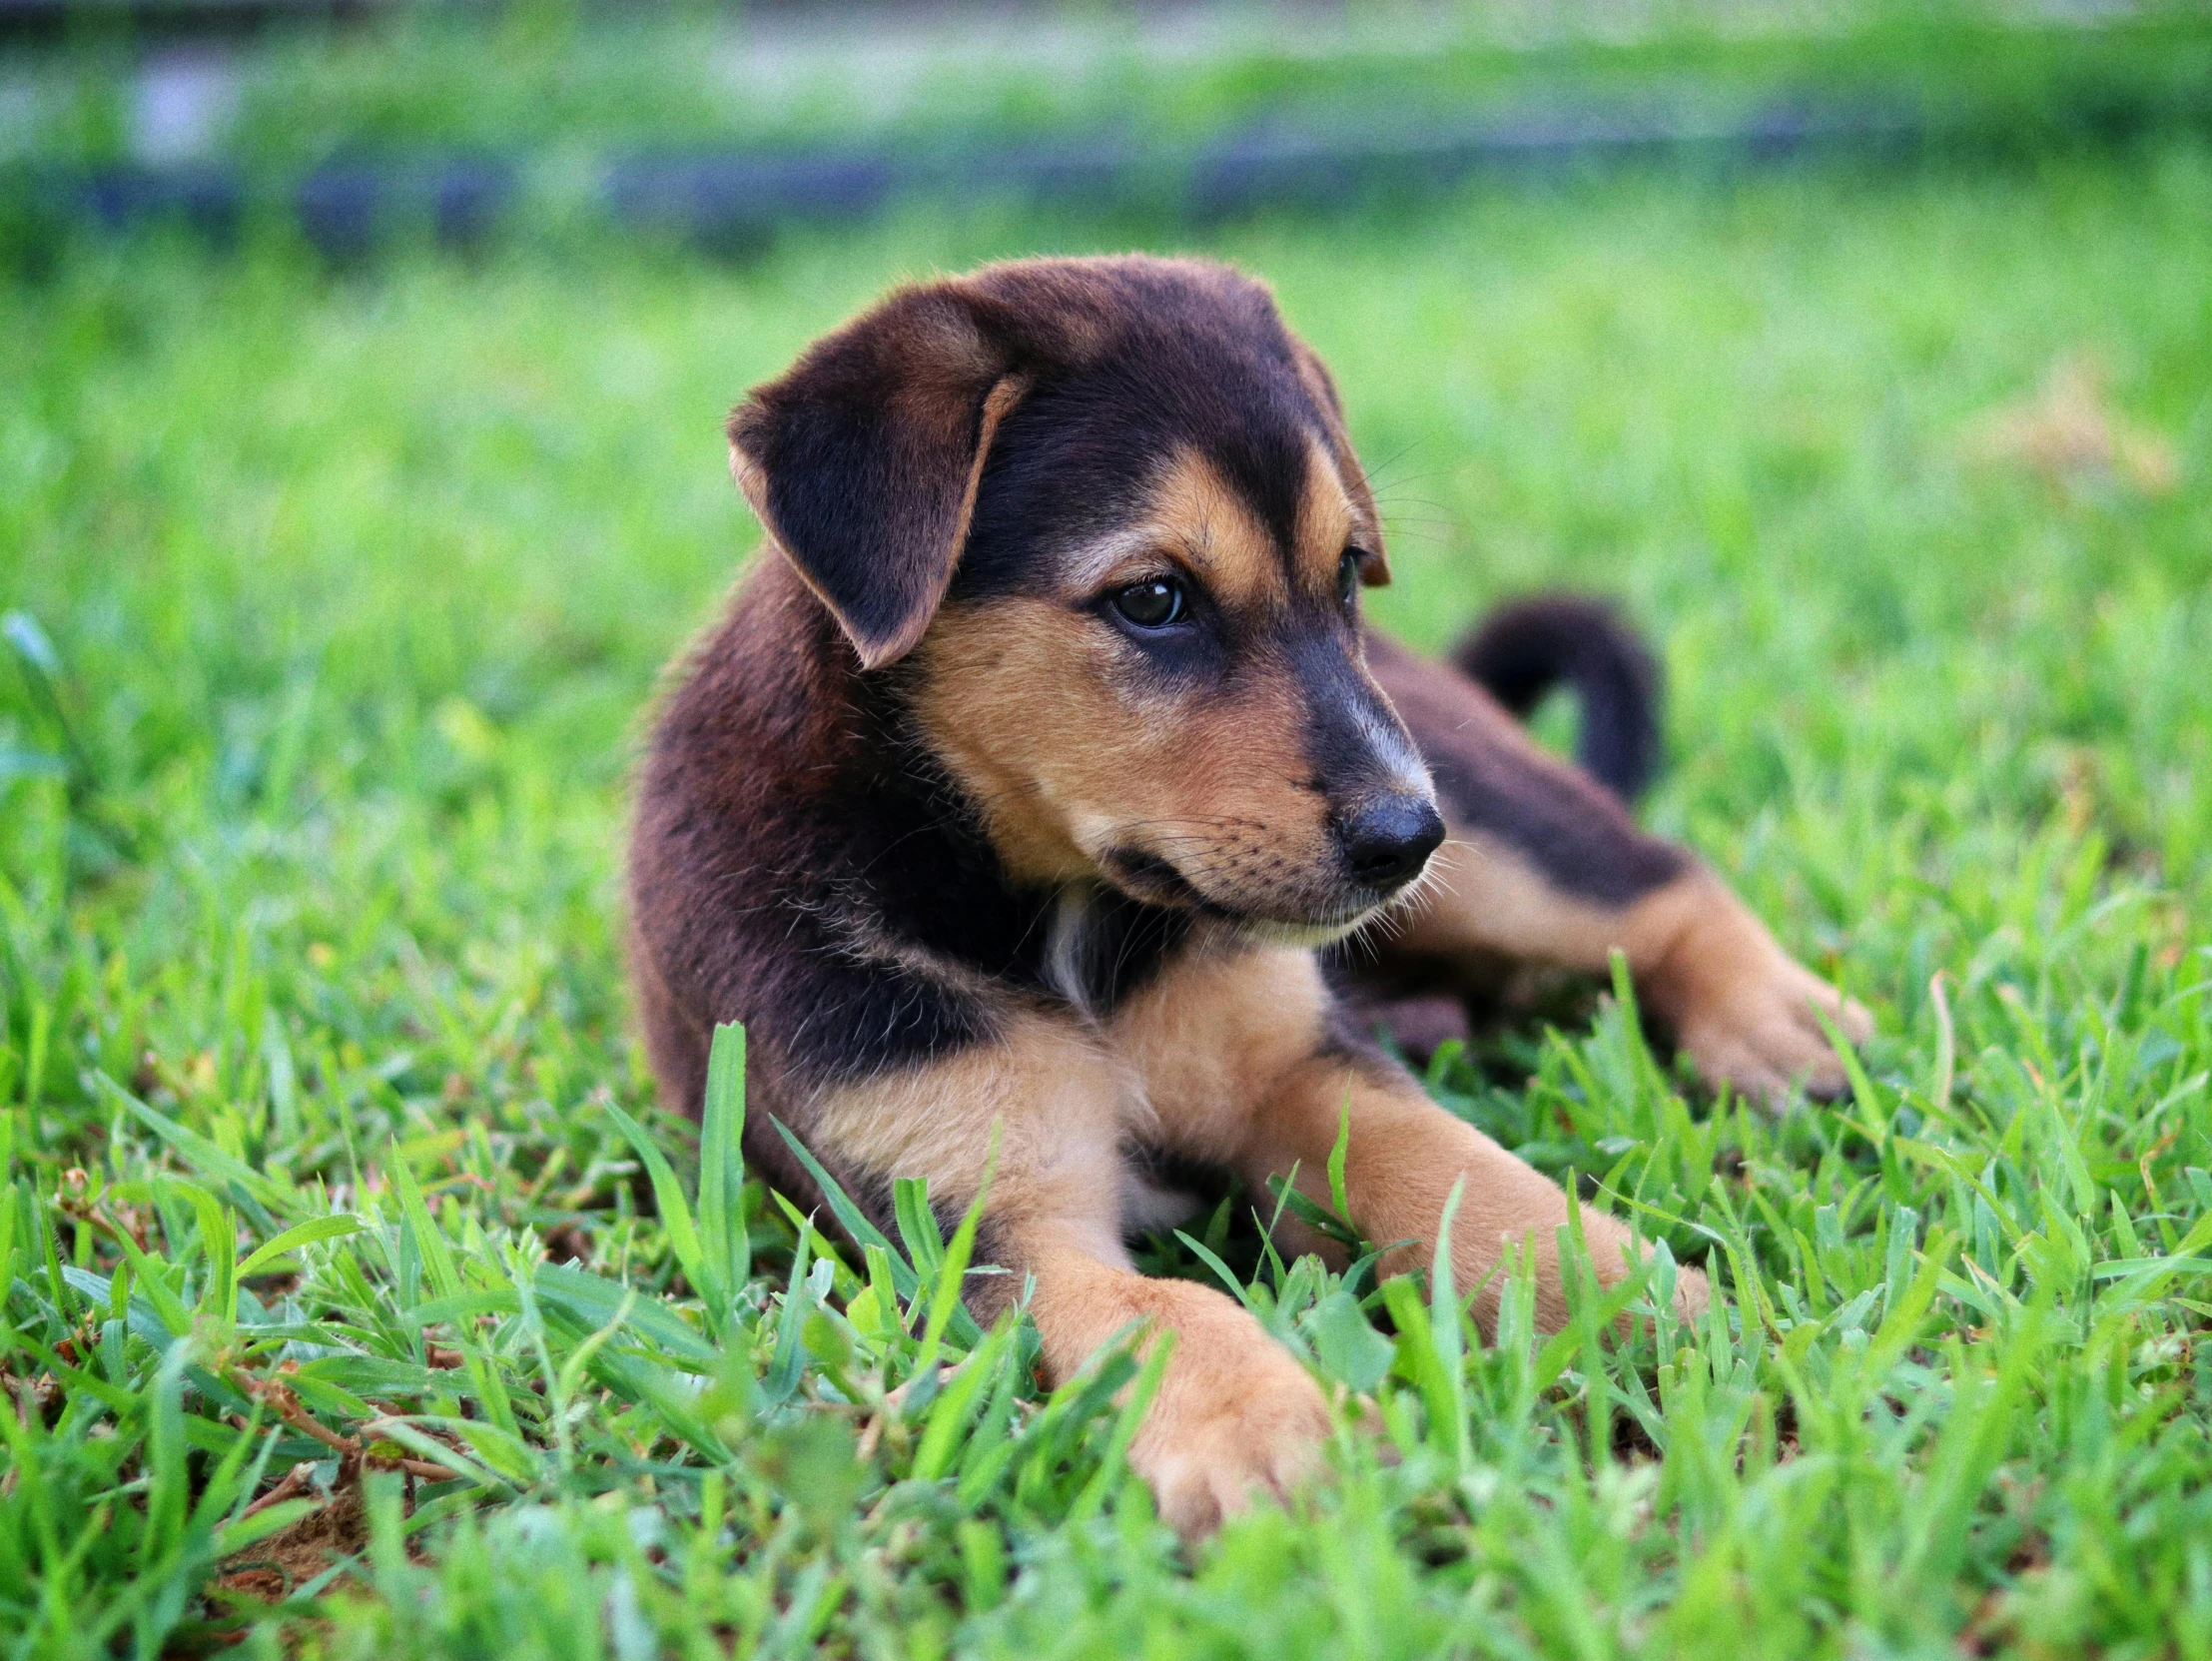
<box><xmin>1676</xmin><ymin>949</ymin><xmax>1872</xmax><ymax>1108</ymax></box>
<box><xmin>1127</xmin><ymin>1309</ymin><xmax>1331</xmax><ymax>1540</ymax></box>
<box><xmin>1647</xmin><ymin>888</ymin><xmax>1873</xmax><ymax>1110</ymax></box>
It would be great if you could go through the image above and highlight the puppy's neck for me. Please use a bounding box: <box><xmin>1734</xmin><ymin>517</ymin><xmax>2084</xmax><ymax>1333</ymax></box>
<box><xmin>1039</xmin><ymin>878</ymin><xmax>1199</xmax><ymax>1021</ymax></box>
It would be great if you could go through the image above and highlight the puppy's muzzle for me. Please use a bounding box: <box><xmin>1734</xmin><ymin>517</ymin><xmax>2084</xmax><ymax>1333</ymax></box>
<box><xmin>1333</xmin><ymin>791</ymin><xmax>1446</xmax><ymax>894</ymax></box>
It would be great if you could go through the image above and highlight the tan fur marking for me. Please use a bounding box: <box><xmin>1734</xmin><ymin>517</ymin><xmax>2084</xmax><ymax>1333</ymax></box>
<box><xmin>1109</xmin><ymin>944</ymin><xmax>1333</xmax><ymax>1162</ymax></box>
<box><xmin>805</xmin><ymin>1013</ymin><xmax>1134</xmax><ymax>1257</ymax></box>
<box><xmin>1386</xmin><ymin>833</ymin><xmax>1680</xmax><ymax>968</ymax></box>
<box><xmin>1291</xmin><ymin>433</ymin><xmax>1364</xmax><ymax>593</ymax></box>
<box><xmin>1287</xmin><ymin>341</ymin><xmax>1391</xmax><ymax>584</ymax></box>
<box><xmin>910</xmin><ymin>600</ymin><xmax>1342</xmax><ymax>918</ymax></box>
<box><xmin>1145</xmin><ymin>447</ymin><xmax>1287</xmax><ymax>608</ymax></box>
<box><xmin>1109</xmin><ymin>940</ymin><xmax>1704</xmax><ymax>1333</ymax></box>
<box><xmin>905</xmin><ymin>438</ymin><xmax>1417</xmax><ymax>929</ymax></box>
<box><xmin>1248</xmin><ymin>1054</ymin><xmax>1706</xmax><ymax>1333</ymax></box>
<box><xmin>1041</xmin><ymin>441</ymin><xmax>1365</xmax><ymax>610</ymax></box>
<box><xmin>1393</xmin><ymin>836</ymin><xmax>1873</xmax><ymax>1104</ymax></box>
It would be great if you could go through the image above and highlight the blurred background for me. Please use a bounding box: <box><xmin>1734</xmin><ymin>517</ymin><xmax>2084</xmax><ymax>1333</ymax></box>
<box><xmin>3</xmin><ymin>1</ymin><xmax>2209</xmax><ymax>1112</ymax></box>
<box><xmin>7</xmin><ymin>0</ymin><xmax>2212</xmax><ymax>255</ymax></box>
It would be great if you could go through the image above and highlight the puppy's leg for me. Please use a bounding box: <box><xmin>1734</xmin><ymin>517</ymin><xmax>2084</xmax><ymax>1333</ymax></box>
<box><xmin>1123</xmin><ymin>947</ymin><xmax>1707</xmax><ymax>1336</ymax></box>
<box><xmin>1365</xmin><ymin>632</ymin><xmax>1870</xmax><ymax>1105</ymax></box>
<box><xmin>1019</xmin><ymin>1225</ymin><xmax>1332</xmax><ymax>1537</ymax></box>
<box><xmin>807</xmin><ymin>1014</ymin><xmax>1327</xmax><ymax>1538</ymax></box>
<box><xmin>1250</xmin><ymin>1049</ymin><xmax>1711</xmax><ymax>1335</ymax></box>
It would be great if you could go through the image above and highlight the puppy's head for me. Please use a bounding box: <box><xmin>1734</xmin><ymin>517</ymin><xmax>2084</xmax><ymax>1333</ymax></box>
<box><xmin>729</xmin><ymin>255</ymin><xmax>1440</xmax><ymax>940</ymax></box>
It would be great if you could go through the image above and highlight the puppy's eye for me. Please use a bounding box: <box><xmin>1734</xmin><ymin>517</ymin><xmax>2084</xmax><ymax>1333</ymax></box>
<box><xmin>1337</xmin><ymin>550</ymin><xmax>1361</xmax><ymax>607</ymax></box>
<box><xmin>1111</xmin><ymin>577</ymin><xmax>1187</xmax><ymax>630</ymax></box>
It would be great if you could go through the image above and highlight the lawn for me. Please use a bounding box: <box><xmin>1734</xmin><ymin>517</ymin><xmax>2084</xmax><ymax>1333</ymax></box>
<box><xmin>4</xmin><ymin>143</ymin><xmax>2212</xmax><ymax>1658</ymax></box>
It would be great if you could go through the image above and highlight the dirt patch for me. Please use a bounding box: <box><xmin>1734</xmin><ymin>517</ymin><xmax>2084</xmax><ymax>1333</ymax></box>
<box><xmin>214</xmin><ymin>1482</ymin><xmax>369</xmax><ymax>1604</ymax></box>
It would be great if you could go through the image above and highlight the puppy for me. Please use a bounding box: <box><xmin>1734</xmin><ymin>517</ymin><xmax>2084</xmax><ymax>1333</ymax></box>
<box><xmin>626</xmin><ymin>255</ymin><xmax>1870</xmax><ymax>1535</ymax></box>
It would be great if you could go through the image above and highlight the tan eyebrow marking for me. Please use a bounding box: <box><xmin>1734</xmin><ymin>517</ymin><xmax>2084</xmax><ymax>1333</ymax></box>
<box><xmin>1057</xmin><ymin>446</ymin><xmax>1286</xmax><ymax>605</ymax></box>
<box><xmin>1295</xmin><ymin>433</ymin><xmax>1367</xmax><ymax>590</ymax></box>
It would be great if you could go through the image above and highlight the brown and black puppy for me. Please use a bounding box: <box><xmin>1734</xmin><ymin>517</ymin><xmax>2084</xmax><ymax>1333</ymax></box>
<box><xmin>627</xmin><ymin>254</ymin><xmax>1870</xmax><ymax>1536</ymax></box>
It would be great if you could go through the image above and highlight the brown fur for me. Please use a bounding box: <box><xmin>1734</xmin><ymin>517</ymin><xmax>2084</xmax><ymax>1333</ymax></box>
<box><xmin>626</xmin><ymin>254</ymin><xmax>1867</xmax><ymax>1536</ymax></box>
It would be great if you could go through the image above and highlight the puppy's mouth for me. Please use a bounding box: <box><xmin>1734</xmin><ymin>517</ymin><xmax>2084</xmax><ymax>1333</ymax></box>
<box><xmin>1098</xmin><ymin>844</ymin><xmax>1400</xmax><ymax>944</ymax></box>
<box><xmin>1099</xmin><ymin>847</ymin><xmax>1211</xmax><ymax>908</ymax></box>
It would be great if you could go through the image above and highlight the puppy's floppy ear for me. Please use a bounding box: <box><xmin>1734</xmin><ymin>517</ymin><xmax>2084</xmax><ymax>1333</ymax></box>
<box><xmin>727</xmin><ymin>287</ymin><xmax>1026</xmax><ymax>671</ymax></box>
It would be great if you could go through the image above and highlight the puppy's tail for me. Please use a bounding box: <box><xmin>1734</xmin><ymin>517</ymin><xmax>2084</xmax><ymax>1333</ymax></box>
<box><xmin>1451</xmin><ymin>594</ymin><xmax>1664</xmax><ymax>803</ymax></box>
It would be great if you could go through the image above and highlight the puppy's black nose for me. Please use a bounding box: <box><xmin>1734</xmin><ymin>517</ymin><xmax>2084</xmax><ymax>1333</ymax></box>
<box><xmin>1337</xmin><ymin>795</ymin><xmax>1446</xmax><ymax>890</ymax></box>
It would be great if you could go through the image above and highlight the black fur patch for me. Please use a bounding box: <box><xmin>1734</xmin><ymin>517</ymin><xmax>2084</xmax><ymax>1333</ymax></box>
<box><xmin>951</xmin><ymin>342</ymin><xmax>1320</xmax><ymax>610</ymax></box>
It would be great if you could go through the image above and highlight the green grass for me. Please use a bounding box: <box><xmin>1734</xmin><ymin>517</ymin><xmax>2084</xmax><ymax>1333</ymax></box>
<box><xmin>4</xmin><ymin>144</ymin><xmax>2212</xmax><ymax>1657</ymax></box>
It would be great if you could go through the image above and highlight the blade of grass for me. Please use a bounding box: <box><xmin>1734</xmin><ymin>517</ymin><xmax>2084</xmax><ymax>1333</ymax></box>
<box><xmin>1429</xmin><ymin>1176</ymin><xmax>1470</xmax><ymax>1476</ymax></box>
<box><xmin>697</xmin><ymin>1022</ymin><xmax>750</xmax><ymax>1330</ymax></box>
<box><xmin>602</xmin><ymin>1100</ymin><xmax>719</xmax><ymax>1317</ymax></box>
<box><xmin>238</xmin><ymin>1215</ymin><xmax>366</xmax><ymax>1279</ymax></box>
<box><xmin>769</xmin><ymin>1116</ymin><xmax>983</xmax><ymax>1346</ymax></box>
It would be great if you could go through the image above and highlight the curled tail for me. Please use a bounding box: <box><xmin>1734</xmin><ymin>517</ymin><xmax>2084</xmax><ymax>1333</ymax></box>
<box><xmin>1451</xmin><ymin>594</ymin><xmax>1664</xmax><ymax>803</ymax></box>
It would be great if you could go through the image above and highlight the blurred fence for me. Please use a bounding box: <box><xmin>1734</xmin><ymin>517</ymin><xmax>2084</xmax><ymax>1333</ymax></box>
<box><xmin>0</xmin><ymin>0</ymin><xmax>387</xmax><ymax>41</ymax></box>
<box><xmin>0</xmin><ymin>108</ymin><xmax>1970</xmax><ymax>255</ymax></box>
<box><xmin>6</xmin><ymin>2</ymin><xmax>2212</xmax><ymax>255</ymax></box>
